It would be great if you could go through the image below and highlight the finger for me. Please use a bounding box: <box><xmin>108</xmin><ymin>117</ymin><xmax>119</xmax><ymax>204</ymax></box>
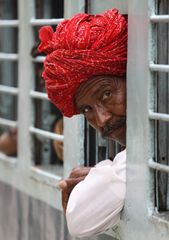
<box><xmin>69</xmin><ymin>167</ymin><xmax>91</xmax><ymax>178</ymax></box>
<box><xmin>62</xmin><ymin>190</ymin><xmax>69</xmax><ymax>214</ymax></box>
<box><xmin>59</xmin><ymin>167</ymin><xmax>91</xmax><ymax>191</ymax></box>
<box><xmin>61</xmin><ymin>176</ymin><xmax>85</xmax><ymax>213</ymax></box>
<box><xmin>63</xmin><ymin>176</ymin><xmax>85</xmax><ymax>193</ymax></box>
<box><xmin>59</xmin><ymin>180</ymin><xmax>67</xmax><ymax>189</ymax></box>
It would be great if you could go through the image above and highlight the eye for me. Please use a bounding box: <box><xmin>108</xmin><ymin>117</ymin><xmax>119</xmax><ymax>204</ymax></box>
<box><xmin>81</xmin><ymin>106</ymin><xmax>92</xmax><ymax>114</ymax></box>
<box><xmin>102</xmin><ymin>90</ymin><xmax>112</xmax><ymax>101</ymax></box>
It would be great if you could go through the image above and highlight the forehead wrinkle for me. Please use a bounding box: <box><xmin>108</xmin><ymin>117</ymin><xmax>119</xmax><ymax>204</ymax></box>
<box><xmin>75</xmin><ymin>78</ymin><xmax>104</xmax><ymax>107</ymax></box>
<box><xmin>75</xmin><ymin>76</ymin><xmax>116</xmax><ymax>109</ymax></box>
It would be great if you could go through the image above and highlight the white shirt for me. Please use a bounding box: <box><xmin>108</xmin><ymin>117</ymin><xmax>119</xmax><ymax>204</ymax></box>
<box><xmin>66</xmin><ymin>150</ymin><xmax>126</xmax><ymax>238</ymax></box>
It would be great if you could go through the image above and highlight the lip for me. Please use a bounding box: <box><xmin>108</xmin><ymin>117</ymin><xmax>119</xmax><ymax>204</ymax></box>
<box><xmin>103</xmin><ymin>124</ymin><xmax>124</xmax><ymax>139</ymax></box>
<box><xmin>104</xmin><ymin>125</ymin><xmax>126</xmax><ymax>146</ymax></box>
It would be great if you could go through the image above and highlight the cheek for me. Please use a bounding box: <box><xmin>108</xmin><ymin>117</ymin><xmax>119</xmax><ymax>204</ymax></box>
<box><xmin>85</xmin><ymin>116</ymin><xmax>99</xmax><ymax>131</ymax></box>
<box><xmin>107</xmin><ymin>94</ymin><xmax>126</xmax><ymax>115</ymax></box>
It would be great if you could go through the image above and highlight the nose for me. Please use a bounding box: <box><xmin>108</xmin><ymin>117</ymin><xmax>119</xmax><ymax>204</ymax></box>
<box><xmin>94</xmin><ymin>105</ymin><xmax>112</xmax><ymax>128</ymax></box>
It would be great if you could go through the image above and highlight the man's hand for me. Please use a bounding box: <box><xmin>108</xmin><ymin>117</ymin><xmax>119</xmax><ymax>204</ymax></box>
<box><xmin>59</xmin><ymin>167</ymin><xmax>91</xmax><ymax>213</ymax></box>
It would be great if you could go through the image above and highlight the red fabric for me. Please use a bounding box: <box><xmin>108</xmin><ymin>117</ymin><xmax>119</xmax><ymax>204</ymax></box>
<box><xmin>38</xmin><ymin>8</ymin><xmax>127</xmax><ymax>117</ymax></box>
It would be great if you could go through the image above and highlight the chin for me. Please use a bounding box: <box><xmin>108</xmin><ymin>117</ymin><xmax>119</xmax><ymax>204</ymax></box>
<box><xmin>108</xmin><ymin>128</ymin><xmax>126</xmax><ymax>146</ymax></box>
<box><xmin>115</xmin><ymin>138</ymin><xmax>126</xmax><ymax>146</ymax></box>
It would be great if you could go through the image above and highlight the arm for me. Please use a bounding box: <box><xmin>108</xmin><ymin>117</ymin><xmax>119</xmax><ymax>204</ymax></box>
<box><xmin>66</xmin><ymin>150</ymin><xmax>126</xmax><ymax>238</ymax></box>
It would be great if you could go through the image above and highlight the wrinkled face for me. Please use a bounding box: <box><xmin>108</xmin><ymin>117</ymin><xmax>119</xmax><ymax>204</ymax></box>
<box><xmin>74</xmin><ymin>75</ymin><xmax>126</xmax><ymax>146</ymax></box>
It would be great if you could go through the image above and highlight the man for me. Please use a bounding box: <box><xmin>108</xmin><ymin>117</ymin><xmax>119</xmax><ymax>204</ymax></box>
<box><xmin>38</xmin><ymin>8</ymin><xmax>127</xmax><ymax>238</ymax></box>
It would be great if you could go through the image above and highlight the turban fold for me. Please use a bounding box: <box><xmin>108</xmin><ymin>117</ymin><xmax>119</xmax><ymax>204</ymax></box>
<box><xmin>38</xmin><ymin>8</ymin><xmax>127</xmax><ymax>117</ymax></box>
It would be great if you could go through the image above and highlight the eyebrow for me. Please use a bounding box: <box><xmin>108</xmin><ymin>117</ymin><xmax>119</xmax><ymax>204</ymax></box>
<box><xmin>75</xmin><ymin>84</ymin><xmax>112</xmax><ymax>113</ymax></box>
<box><xmin>91</xmin><ymin>84</ymin><xmax>111</xmax><ymax>98</ymax></box>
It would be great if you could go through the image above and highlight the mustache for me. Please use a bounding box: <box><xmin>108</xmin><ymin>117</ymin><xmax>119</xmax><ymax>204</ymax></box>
<box><xmin>102</xmin><ymin>117</ymin><xmax>126</xmax><ymax>138</ymax></box>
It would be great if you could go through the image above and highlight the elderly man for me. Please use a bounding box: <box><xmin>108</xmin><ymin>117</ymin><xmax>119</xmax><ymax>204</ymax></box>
<box><xmin>38</xmin><ymin>8</ymin><xmax>127</xmax><ymax>238</ymax></box>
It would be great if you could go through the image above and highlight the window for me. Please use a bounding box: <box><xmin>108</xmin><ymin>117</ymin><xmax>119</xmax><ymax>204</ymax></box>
<box><xmin>0</xmin><ymin>0</ymin><xmax>66</xmax><ymax>211</ymax></box>
<box><xmin>120</xmin><ymin>0</ymin><xmax>169</xmax><ymax>239</ymax></box>
<box><xmin>0</xmin><ymin>0</ymin><xmax>18</xmax><ymax>163</ymax></box>
<box><xmin>149</xmin><ymin>0</ymin><xmax>169</xmax><ymax>219</ymax></box>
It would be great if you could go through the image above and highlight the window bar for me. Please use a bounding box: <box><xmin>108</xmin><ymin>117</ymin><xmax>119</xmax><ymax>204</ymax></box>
<box><xmin>30</xmin><ymin>166</ymin><xmax>62</xmax><ymax>187</ymax></box>
<box><xmin>149</xmin><ymin>63</ymin><xmax>169</xmax><ymax>72</ymax></box>
<box><xmin>0</xmin><ymin>118</ymin><xmax>17</xmax><ymax>128</ymax></box>
<box><xmin>0</xmin><ymin>53</ymin><xmax>18</xmax><ymax>61</ymax></box>
<box><xmin>30</xmin><ymin>90</ymin><xmax>48</xmax><ymax>100</ymax></box>
<box><xmin>0</xmin><ymin>20</ymin><xmax>19</xmax><ymax>27</ymax></box>
<box><xmin>149</xmin><ymin>110</ymin><xmax>169</xmax><ymax>122</ymax></box>
<box><xmin>149</xmin><ymin>159</ymin><xmax>169</xmax><ymax>174</ymax></box>
<box><xmin>85</xmin><ymin>0</ymin><xmax>91</xmax><ymax>14</ymax></box>
<box><xmin>150</xmin><ymin>1</ymin><xmax>169</xmax><ymax>213</ymax></box>
<box><xmin>29</xmin><ymin>126</ymin><xmax>64</xmax><ymax>142</ymax></box>
<box><xmin>95</xmin><ymin>132</ymin><xmax>99</xmax><ymax>165</ymax></box>
<box><xmin>32</xmin><ymin>56</ymin><xmax>45</xmax><ymax>63</ymax></box>
<box><xmin>150</xmin><ymin>15</ymin><xmax>169</xmax><ymax>23</ymax></box>
<box><xmin>30</xmin><ymin>18</ymin><xmax>64</xmax><ymax>26</ymax></box>
<box><xmin>0</xmin><ymin>85</ymin><xmax>18</xmax><ymax>95</ymax></box>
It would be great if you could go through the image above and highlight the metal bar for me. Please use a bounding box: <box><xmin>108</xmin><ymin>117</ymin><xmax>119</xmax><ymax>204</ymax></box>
<box><xmin>150</xmin><ymin>15</ymin><xmax>169</xmax><ymax>23</ymax></box>
<box><xmin>31</xmin><ymin>56</ymin><xmax>45</xmax><ymax>63</ymax></box>
<box><xmin>0</xmin><ymin>85</ymin><xmax>19</xmax><ymax>95</ymax></box>
<box><xmin>0</xmin><ymin>53</ymin><xmax>18</xmax><ymax>61</ymax></box>
<box><xmin>30</xmin><ymin>167</ymin><xmax>61</xmax><ymax>185</ymax></box>
<box><xmin>30</xmin><ymin>90</ymin><xmax>48</xmax><ymax>100</ymax></box>
<box><xmin>149</xmin><ymin>110</ymin><xmax>169</xmax><ymax>122</ymax></box>
<box><xmin>0</xmin><ymin>118</ymin><xmax>17</xmax><ymax>128</ymax></box>
<box><xmin>0</xmin><ymin>20</ymin><xmax>19</xmax><ymax>27</ymax></box>
<box><xmin>30</xmin><ymin>18</ymin><xmax>64</xmax><ymax>26</ymax></box>
<box><xmin>30</xmin><ymin>166</ymin><xmax>62</xmax><ymax>188</ymax></box>
<box><xmin>149</xmin><ymin>63</ymin><xmax>169</xmax><ymax>72</ymax></box>
<box><xmin>149</xmin><ymin>158</ymin><xmax>169</xmax><ymax>173</ymax></box>
<box><xmin>29</xmin><ymin>126</ymin><xmax>64</xmax><ymax>142</ymax></box>
<box><xmin>17</xmin><ymin>0</ymin><xmax>35</xmax><ymax>169</ymax></box>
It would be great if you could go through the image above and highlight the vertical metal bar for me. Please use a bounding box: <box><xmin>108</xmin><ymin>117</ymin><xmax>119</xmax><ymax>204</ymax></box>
<box><xmin>63</xmin><ymin>0</ymin><xmax>85</xmax><ymax>179</ymax></box>
<box><xmin>156</xmin><ymin>0</ymin><xmax>169</xmax><ymax>211</ymax></box>
<box><xmin>95</xmin><ymin>131</ymin><xmax>99</xmax><ymax>164</ymax></box>
<box><xmin>85</xmin><ymin>0</ymin><xmax>91</xmax><ymax>13</ymax></box>
<box><xmin>119</xmin><ymin>0</ymin><xmax>156</xmax><ymax>239</ymax></box>
<box><xmin>64</xmin><ymin>116</ymin><xmax>85</xmax><ymax>177</ymax></box>
<box><xmin>167</xmin><ymin>1</ymin><xmax>169</xmax><ymax>210</ymax></box>
<box><xmin>18</xmin><ymin>0</ymin><xmax>35</xmax><ymax>169</ymax></box>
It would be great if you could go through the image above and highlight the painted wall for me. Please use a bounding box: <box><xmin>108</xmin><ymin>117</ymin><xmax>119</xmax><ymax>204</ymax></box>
<box><xmin>0</xmin><ymin>181</ymin><xmax>115</xmax><ymax>240</ymax></box>
<box><xmin>0</xmin><ymin>181</ymin><xmax>70</xmax><ymax>240</ymax></box>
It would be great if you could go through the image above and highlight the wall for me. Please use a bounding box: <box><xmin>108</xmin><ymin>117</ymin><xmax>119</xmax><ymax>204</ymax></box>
<box><xmin>0</xmin><ymin>181</ymin><xmax>70</xmax><ymax>240</ymax></box>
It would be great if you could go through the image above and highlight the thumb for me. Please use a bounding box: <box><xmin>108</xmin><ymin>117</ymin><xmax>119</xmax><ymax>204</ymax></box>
<box><xmin>59</xmin><ymin>180</ymin><xmax>67</xmax><ymax>189</ymax></box>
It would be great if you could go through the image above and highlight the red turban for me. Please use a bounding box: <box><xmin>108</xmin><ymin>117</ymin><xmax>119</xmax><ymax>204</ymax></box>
<box><xmin>38</xmin><ymin>8</ymin><xmax>127</xmax><ymax>117</ymax></box>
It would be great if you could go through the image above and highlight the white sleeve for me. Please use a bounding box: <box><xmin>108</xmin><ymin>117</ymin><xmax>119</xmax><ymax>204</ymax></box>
<box><xmin>66</xmin><ymin>150</ymin><xmax>126</xmax><ymax>238</ymax></box>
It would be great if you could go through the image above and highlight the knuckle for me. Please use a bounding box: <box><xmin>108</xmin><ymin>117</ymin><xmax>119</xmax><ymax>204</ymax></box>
<box><xmin>69</xmin><ymin>167</ymin><xmax>82</xmax><ymax>177</ymax></box>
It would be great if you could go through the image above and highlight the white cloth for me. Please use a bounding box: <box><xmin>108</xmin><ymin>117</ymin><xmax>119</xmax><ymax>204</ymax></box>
<box><xmin>66</xmin><ymin>150</ymin><xmax>126</xmax><ymax>238</ymax></box>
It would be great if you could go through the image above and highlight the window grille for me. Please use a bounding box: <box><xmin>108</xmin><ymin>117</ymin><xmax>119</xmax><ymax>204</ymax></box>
<box><xmin>84</xmin><ymin>120</ymin><xmax>124</xmax><ymax>167</ymax></box>
<box><xmin>0</xmin><ymin>0</ymin><xmax>68</xmax><ymax>211</ymax></box>
<box><xmin>148</xmin><ymin>0</ymin><xmax>169</xmax><ymax>218</ymax></box>
<box><xmin>118</xmin><ymin>0</ymin><xmax>169</xmax><ymax>239</ymax></box>
<box><xmin>0</xmin><ymin>0</ymin><xmax>18</xmax><ymax>164</ymax></box>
